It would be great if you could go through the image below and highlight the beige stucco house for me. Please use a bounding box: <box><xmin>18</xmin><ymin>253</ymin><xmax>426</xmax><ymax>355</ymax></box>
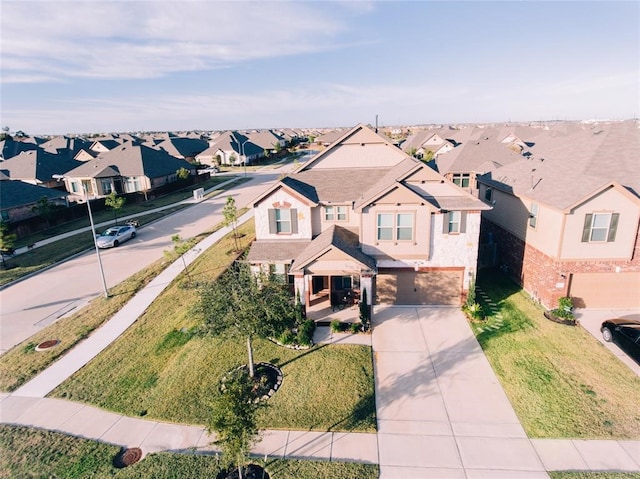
<box><xmin>247</xmin><ymin>124</ymin><xmax>490</xmax><ymax>312</ymax></box>
<box><xmin>477</xmin><ymin>120</ymin><xmax>640</xmax><ymax>309</ymax></box>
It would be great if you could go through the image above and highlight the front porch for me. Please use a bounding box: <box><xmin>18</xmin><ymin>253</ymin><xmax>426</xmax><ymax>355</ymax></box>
<box><xmin>306</xmin><ymin>291</ymin><xmax>361</xmax><ymax>325</ymax></box>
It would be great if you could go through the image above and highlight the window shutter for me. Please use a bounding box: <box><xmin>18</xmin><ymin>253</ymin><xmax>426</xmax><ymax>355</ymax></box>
<box><xmin>460</xmin><ymin>211</ymin><xmax>467</xmax><ymax>233</ymax></box>
<box><xmin>607</xmin><ymin>213</ymin><xmax>619</xmax><ymax>242</ymax></box>
<box><xmin>290</xmin><ymin>209</ymin><xmax>298</xmax><ymax>234</ymax></box>
<box><xmin>581</xmin><ymin>214</ymin><xmax>592</xmax><ymax>242</ymax></box>
<box><xmin>442</xmin><ymin>213</ymin><xmax>449</xmax><ymax>234</ymax></box>
<box><xmin>268</xmin><ymin>209</ymin><xmax>276</xmax><ymax>234</ymax></box>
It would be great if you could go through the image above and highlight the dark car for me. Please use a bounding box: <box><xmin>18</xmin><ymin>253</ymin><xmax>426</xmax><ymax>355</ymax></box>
<box><xmin>601</xmin><ymin>318</ymin><xmax>640</xmax><ymax>364</ymax></box>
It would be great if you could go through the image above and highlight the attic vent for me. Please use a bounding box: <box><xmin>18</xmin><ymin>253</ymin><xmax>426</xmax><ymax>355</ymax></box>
<box><xmin>361</xmin><ymin>143</ymin><xmax>365</xmax><ymax>146</ymax></box>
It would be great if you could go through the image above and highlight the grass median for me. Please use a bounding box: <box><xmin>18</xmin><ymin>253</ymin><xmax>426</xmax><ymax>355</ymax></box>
<box><xmin>0</xmin><ymin>425</ymin><xmax>380</xmax><ymax>479</ymax></box>
<box><xmin>47</xmin><ymin>219</ymin><xmax>375</xmax><ymax>432</ymax></box>
<box><xmin>472</xmin><ymin>270</ymin><xmax>640</xmax><ymax>439</ymax></box>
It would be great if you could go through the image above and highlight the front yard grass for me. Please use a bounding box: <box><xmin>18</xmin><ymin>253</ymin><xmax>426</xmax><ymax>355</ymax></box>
<box><xmin>50</xmin><ymin>220</ymin><xmax>376</xmax><ymax>432</ymax></box>
<box><xmin>472</xmin><ymin>270</ymin><xmax>640</xmax><ymax>439</ymax></box>
<box><xmin>0</xmin><ymin>425</ymin><xmax>380</xmax><ymax>479</ymax></box>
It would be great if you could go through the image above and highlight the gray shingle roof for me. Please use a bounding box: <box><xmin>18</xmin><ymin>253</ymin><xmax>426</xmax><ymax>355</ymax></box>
<box><xmin>0</xmin><ymin>179</ymin><xmax>68</xmax><ymax>210</ymax></box>
<box><xmin>0</xmin><ymin>149</ymin><xmax>83</xmax><ymax>183</ymax></box>
<box><xmin>291</xmin><ymin>225</ymin><xmax>376</xmax><ymax>272</ymax></box>
<box><xmin>246</xmin><ymin>240</ymin><xmax>311</xmax><ymax>263</ymax></box>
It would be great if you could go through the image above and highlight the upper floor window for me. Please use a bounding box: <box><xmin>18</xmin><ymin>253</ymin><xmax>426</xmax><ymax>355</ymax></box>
<box><xmin>484</xmin><ymin>187</ymin><xmax>493</xmax><ymax>203</ymax></box>
<box><xmin>70</xmin><ymin>181</ymin><xmax>79</xmax><ymax>193</ymax></box>
<box><xmin>101</xmin><ymin>179</ymin><xmax>112</xmax><ymax>195</ymax></box>
<box><xmin>443</xmin><ymin>211</ymin><xmax>467</xmax><ymax>234</ymax></box>
<box><xmin>377</xmin><ymin>213</ymin><xmax>414</xmax><ymax>241</ymax></box>
<box><xmin>529</xmin><ymin>203</ymin><xmax>538</xmax><ymax>229</ymax></box>
<box><xmin>582</xmin><ymin>213</ymin><xmax>619</xmax><ymax>242</ymax></box>
<box><xmin>268</xmin><ymin>208</ymin><xmax>298</xmax><ymax>235</ymax></box>
<box><xmin>324</xmin><ymin>205</ymin><xmax>348</xmax><ymax>221</ymax></box>
<box><xmin>452</xmin><ymin>173</ymin><xmax>471</xmax><ymax>188</ymax></box>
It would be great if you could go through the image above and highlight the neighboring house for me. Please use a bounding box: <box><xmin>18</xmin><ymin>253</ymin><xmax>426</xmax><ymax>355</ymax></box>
<box><xmin>247</xmin><ymin>124</ymin><xmax>490</xmax><ymax>312</ymax></box>
<box><xmin>59</xmin><ymin>143</ymin><xmax>196</xmax><ymax>200</ymax></box>
<box><xmin>41</xmin><ymin>136</ymin><xmax>92</xmax><ymax>159</ymax></box>
<box><xmin>0</xmin><ymin>178</ymin><xmax>68</xmax><ymax>222</ymax></box>
<box><xmin>89</xmin><ymin>139</ymin><xmax>122</xmax><ymax>154</ymax></box>
<box><xmin>0</xmin><ymin>148</ymin><xmax>83</xmax><ymax>187</ymax></box>
<box><xmin>477</xmin><ymin>120</ymin><xmax>640</xmax><ymax>310</ymax></box>
<box><xmin>196</xmin><ymin>132</ymin><xmax>262</xmax><ymax>166</ymax></box>
<box><xmin>156</xmin><ymin>137</ymin><xmax>209</xmax><ymax>161</ymax></box>
<box><xmin>247</xmin><ymin>130</ymin><xmax>285</xmax><ymax>154</ymax></box>
<box><xmin>402</xmin><ymin>131</ymin><xmax>456</xmax><ymax>159</ymax></box>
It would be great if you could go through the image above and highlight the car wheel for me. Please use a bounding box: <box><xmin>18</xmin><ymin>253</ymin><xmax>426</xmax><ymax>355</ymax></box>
<box><xmin>131</xmin><ymin>232</ymin><xmax>136</xmax><ymax>238</ymax></box>
<box><xmin>602</xmin><ymin>327</ymin><xmax>613</xmax><ymax>342</ymax></box>
<box><xmin>113</xmin><ymin>240</ymin><xmax>119</xmax><ymax>247</ymax></box>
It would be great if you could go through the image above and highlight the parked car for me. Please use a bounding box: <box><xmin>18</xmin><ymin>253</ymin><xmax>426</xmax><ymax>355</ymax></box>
<box><xmin>96</xmin><ymin>225</ymin><xmax>136</xmax><ymax>248</ymax></box>
<box><xmin>601</xmin><ymin>318</ymin><xmax>640</xmax><ymax>364</ymax></box>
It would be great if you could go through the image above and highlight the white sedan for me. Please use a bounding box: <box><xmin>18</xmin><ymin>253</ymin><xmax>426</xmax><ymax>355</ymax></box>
<box><xmin>96</xmin><ymin>225</ymin><xmax>137</xmax><ymax>248</ymax></box>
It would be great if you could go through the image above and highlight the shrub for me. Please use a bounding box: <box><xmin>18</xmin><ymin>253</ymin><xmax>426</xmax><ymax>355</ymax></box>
<box><xmin>330</xmin><ymin>320</ymin><xmax>342</xmax><ymax>333</ymax></box>
<box><xmin>349</xmin><ymin>322</ymin><xmax>361</xmax><ymax>334</ymax></box>
<box><xmin>296</xmin><ymin>320</ymin><xmax>315</xmax><ymax>346</ymax></box>
<box><xmin>359</xmin><ymin>289</ymin><xmax>371</xmax><ymax>331</ymax></box>
<box><xmin>550</xmin><ymin>296</ymin><xmax>575</xmax><ymax>321</ymax></box>
<box><xmin>278</xmin><ymin>330</ymin><xmax>295</xmax><ymax>345</ymax></box>
<box><xmin>463</xmin><ymin>302</ymin><xmax>484</xmax><ymax>321</ymax></box>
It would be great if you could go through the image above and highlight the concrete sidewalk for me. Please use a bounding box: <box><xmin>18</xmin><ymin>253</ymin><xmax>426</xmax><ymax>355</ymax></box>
<box><xmin>0</xmin><ymin>394</ymin><xmax>379</xmax><ymax>463</ymax></box>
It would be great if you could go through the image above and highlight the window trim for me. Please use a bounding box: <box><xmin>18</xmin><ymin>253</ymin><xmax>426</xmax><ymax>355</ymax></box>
<box><xmin>376</xmin><ymin>212</ymin><xmax>415</xmax><ymax>242</ymax></box>
<box><xmin>268</xmin><ymin>208</ymin><xmax>298</xmax><ymax>235</ymax></box>
<box><xmin>529</xmin><ymin>203</ymin><xmax>538</xmax><ymax>229</ymax></box>
<box><xmin>275</xmin><ymin>208</ymin><xmax>292</xmax><ymax>234</ymax></box>
<box><xmin>452</xmin><ymin>173</ymin><xmax>471</xmax><ymax>188</ymax></box>
<box><xmin>324</xmin><ymin>205</ymin><xmax>348</xmax><ymax>222</ymax></box>
<box><xmin>582</xmin><ymin>212</ymin><xmax>619</xmax><ymax>243</ymax></box>
<box><xmin>442</xmin><ymin>211</ymin><xmax>468</xmax><ymax>235</ymax></box>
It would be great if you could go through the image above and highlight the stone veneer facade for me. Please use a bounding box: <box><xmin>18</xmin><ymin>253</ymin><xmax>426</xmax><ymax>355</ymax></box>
<box><xmin>480</xmin><ymin>219</ymin><xmax>640</xmax><ymax>310</ymax></box>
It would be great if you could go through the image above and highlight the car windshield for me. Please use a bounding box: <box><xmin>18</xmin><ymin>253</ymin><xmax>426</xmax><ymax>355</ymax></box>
<box><xmin>102</xmin><ymin>229</ymin><xmax>118</xmax><ymax>236</ymax></box>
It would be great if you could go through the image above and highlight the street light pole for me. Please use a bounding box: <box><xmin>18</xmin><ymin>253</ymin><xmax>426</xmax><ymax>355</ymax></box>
<box><xmin>54</xmin><ymin>175</ymin><xmax>109</xmax><ymax>298</ymax></box>
<box><xmin>240</xmin><ymin>139</ymin><xmax>250</xmax><ymax>177</ymax></box>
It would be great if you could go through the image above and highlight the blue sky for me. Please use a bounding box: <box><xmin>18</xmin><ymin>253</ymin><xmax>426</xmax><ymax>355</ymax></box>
<box><xmin>1</xmin><ymin>1</ymin><xmax>638</xmax><ymax>135</ymax></box>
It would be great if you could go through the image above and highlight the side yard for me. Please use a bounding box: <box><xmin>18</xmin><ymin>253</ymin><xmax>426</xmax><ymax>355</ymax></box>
<box><xmin>471</xmin><ymin>270</ymin><xmax>640</xmax><ymax>439</ymax></box>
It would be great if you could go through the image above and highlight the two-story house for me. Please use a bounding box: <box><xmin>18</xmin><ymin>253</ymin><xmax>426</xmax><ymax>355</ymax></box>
<box><xmin>477</xmin><ymin>120</ymin><xmax>640</xmax><ymax>310</ymax></box>
<box><xmin>247</xmin><ymin>124</ymin><xmax>490</xmax><ymax>312</ymax></box>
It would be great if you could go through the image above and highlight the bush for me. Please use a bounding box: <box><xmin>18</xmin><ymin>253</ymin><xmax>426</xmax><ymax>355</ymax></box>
<box><xmin>550</xmin><ymin>296</ymin><xmax>575</xmax><ymax>320</ymax></box>
<box><xmin>349</xmin><ymin>322</ymin><xmax>361</xmax><ymax>334</ymax></box>
<box><xmin>330</xmin><ymin>320</ymin><xmax>342</xmax><ymax>333</ymax></box>
<box><xmin>296</xmin><ymin>320</ymin><xmax>315</xmax><ymax>346</ymax></box>
<box><xmin>463</xmin><ymin>302</ymin><xmax>484</xmax><ymax>321</ymax></box>
<box><xmin>278</xmin><ymin>330</ymin><xmax>296</xmax><ymax>345</ymax></box>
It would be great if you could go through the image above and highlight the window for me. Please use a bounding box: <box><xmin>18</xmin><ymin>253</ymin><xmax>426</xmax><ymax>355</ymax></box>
<box><xmin>582</xmin><ymin>213</ymin><xmax>619</xmax><ymax>242</ymax></box>
<box><xmin>268</xmin><ymin>208</ymin><xmax>298</xmax><ymax>234</ymax></box>
<box><xmin>377</xmin><ymin>213</ymin><xmax>414</xmax><ymax>241</ymax></box>
<box><xmin>452</xmin><ymin>173</ymin><xmax>471</xmax><ymax>188</ymax></box>
<box><xmin>396</xmin><ymin>213</ymin><xmax>413</xmax><ymax>240</ymax></box>
<box><xmin>101</xmin><ymin>179</ymin><xmax>112</xmax><ymax>195</ymax></box>
<box><xmin>269</xmin><ymin>263</ymin><xmax>289</xmax><ymax>281</ymax></box>
<box><xmin>484</xmin><ymin>187</ymin><xmax>493</xmax><ymax>203</ymax></box>
<box><xmin>443</xmin><ymin>211</ymin><xmax>468</xmax><ymax>234</ymax></box>
<box><xmin>124</xmin><ymin>176</ymin><xmax>141</xmax><ymax>193</ymax></box>
<box><xmin>377</xmin><ymin>213</ymin><xmax>393</xmax><ymax>240</ymax></box>
<box><xmin>71</xmin><ymin>182</ymin><xmax>79</xmax><ymax>193</ymax></box>
<box><xmin>324</xmin><ymin>205</ymin><xmax>348</xmax><ymax>221</ymax></box>
<box><xmin>529</xmin><ymin>203</ymin><xmax>538</xmax><ymax>228</ymax></box>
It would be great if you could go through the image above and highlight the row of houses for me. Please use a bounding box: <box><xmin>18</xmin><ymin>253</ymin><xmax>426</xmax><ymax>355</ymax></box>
<box><xmin>246</xmin><ymin>121</ymin><xmax>640</xmax><ymax>312</ymax></box>
<box><xmin>0</xmin><ymin>128</ymin><xmax>307</xmax><ymax>222</ymax></box>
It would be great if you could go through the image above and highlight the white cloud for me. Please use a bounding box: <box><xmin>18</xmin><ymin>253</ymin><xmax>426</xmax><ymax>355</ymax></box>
<box><xmin>1</xmin><ymin>1</ymin><xmax>356</xmax><ymax>82</ymax></box>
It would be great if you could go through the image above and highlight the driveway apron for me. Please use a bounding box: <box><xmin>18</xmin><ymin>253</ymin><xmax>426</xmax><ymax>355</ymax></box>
<box><xmin>372</xmin><ymin>306</ymin><xmax>548</xmax><ymax>478</ymax></box>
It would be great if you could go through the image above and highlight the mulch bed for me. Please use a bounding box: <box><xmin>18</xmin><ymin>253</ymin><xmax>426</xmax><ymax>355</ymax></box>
<box><xmin>222</xmin><ymin>362</ymin><xmax>283</xmax><ymax>402</ymax></box>
<box><xmin>35</xmin><ymin>339</ymin><xmax>60</xmax><ymax>351</ymax></box>
<box><xmin>544</xmin><ymin>311</ymin><xmax>577</xmax><ymax>326</ymax></box>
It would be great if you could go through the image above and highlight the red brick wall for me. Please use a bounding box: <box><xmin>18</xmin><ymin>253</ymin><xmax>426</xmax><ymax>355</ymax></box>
<box><xmin>481</xmin><ymin>219</ymin><xmax>640</xmax><ymax>309</ymax></box>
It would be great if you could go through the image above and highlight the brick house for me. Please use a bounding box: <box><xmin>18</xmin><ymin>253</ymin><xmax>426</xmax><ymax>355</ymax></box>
<box><xmin>247</xmin><ymin>124</ymin><xmax>490</xmax><ymax>312</ymax></box>
<box><xmin>476</xmin><ymin>120</ymin><xmax>640</xmax><ymax>310</ymax></box>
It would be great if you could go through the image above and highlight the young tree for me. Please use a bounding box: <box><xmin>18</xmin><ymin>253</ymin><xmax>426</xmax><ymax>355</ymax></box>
<box><xmin>104</xmin><ymin>191</ymin><xmax>126</xmax><ymax>225</ymax></box>
<box><xmin>198</xmin><ymin>263</ymin><xmax>294</xmax><ymax>377</ymax></box>
<box><xmin>32</xmin><ymin>196</ymin><xmax>56</xmax><ymax>228</ymax></box>
<box><xmin>0</xmin><ymin>221</ymin><xmax>17</xmax><ymax>268</ymax></box>
<box><xmin>167</xmin><ymin>234</ymin><xmax>195</xmax><ymax>285</ymax></box>
<box><xmin>222</xmin><ymin>196</ymin><xmax>240</xmax><ymax>252</ymax></box>
<box><xmin>208</xmin><ymin>368</ymin><xmax>265</xmax><ymax>479</ymax></box>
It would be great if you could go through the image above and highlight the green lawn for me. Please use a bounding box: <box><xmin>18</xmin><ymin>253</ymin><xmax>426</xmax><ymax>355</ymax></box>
<box><xmin>50</xmin><ymin>220</ymin><xmax>376</xmax><ymax>432</ymax></box>
<box><xmin>0</xmin><ymin>425</ymin><xmax>380</xmax><ymax>479</ymax></box>
<box><xmin>550</xmin><ymin>473</ymin><xmax>640</xmax><ymax>479</ymax></box>
<box><xmin>472</xmin><ymin>270</ymin><xmax>640</xmax><ymax>439</ymax></box>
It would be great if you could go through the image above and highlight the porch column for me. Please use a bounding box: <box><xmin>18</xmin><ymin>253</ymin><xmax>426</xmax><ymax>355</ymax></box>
<box><xmin>294</xmin><ymin>273</ymin><xmax>306</xmax><ymax>306</ymax></box>
<box><xmin>361</xmin><ymin>273</ymin><xmax>373</xmax><ymax>305</ymax></box>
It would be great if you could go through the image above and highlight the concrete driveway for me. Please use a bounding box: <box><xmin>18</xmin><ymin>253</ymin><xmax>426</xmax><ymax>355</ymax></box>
<box><xmin>372</xmin><ymin>306</ymin><xmax>548</xmax><ymax>478</ymax></box>
<box><xmin>574</xmin><ymin>309</ymin><xmax>640</xmax><ymax>377</ymax></box>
